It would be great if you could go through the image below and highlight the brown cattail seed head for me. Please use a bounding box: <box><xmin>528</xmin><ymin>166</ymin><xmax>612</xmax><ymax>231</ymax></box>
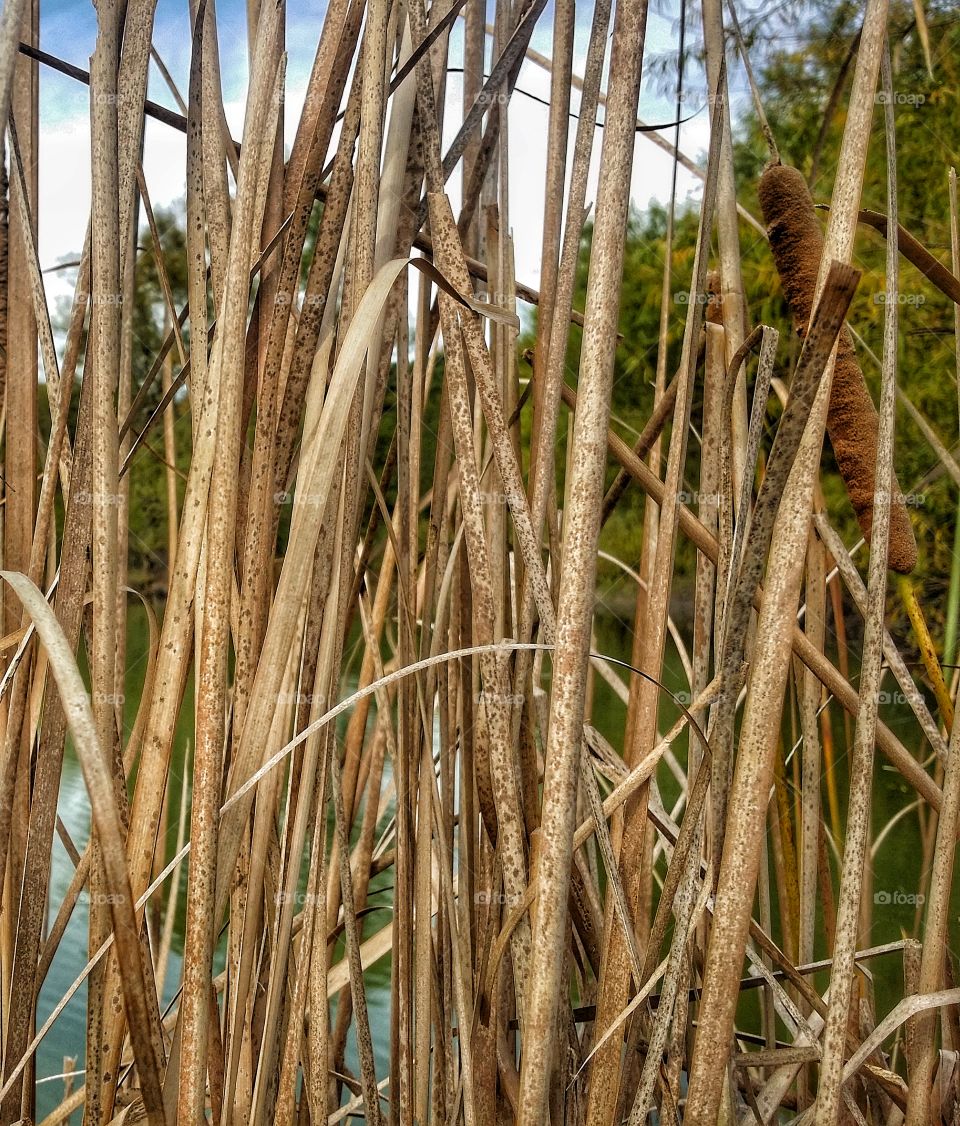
<box><xmin>758</xmin><ymin>163</ymin><xmax>918</xmax><ymax>574</ymax></box>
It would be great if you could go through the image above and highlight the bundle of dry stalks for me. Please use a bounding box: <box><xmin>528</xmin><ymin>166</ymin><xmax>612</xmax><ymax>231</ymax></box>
<box><xmin>0</xmin><ymin>0</ymin><xmax>958</xmax><ymax>1123</ymax></box>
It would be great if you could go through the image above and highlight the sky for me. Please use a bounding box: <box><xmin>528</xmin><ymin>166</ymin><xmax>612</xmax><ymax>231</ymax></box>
<box><xmin>31</xmin><ymin>0</ymin><xmax>755</xmax><ymax>313</ymax></box>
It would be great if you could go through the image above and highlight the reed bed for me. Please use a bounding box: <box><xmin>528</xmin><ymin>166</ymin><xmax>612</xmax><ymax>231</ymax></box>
<box><xmin>0</xmin><ymin>0</ymin><xmax>959</xmax><ymax>1122</ymax></box>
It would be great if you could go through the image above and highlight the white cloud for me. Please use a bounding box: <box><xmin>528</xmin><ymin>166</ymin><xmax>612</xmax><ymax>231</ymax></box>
<box><xmin>34</xmin><ymin>0</ymin><xmax>744</xmax><ymax>323</ymax></box>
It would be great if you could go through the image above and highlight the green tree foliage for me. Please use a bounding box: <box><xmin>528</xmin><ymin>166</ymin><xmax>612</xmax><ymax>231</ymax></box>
<box><xmin>558</xmin><ymin>204</ymin><xmax>704</xmax><ymax>600</ymax></box>
<box><xmin>54</xmin><ymin>205</ymin><xmax>192</xmax><ymax>592</ymax></box>
<box><xmin>123</xmin><ymin>206</ymin><xmax>192</xmax><ymax>591</ymax></box>
<box><xmin>738</xmin><ymin>0</ymin><xmax>960</xmax><ymax>634</ymax></box>
<box><xmin>550</xmin><ymin>1</ymin><xmax>960</xmax><ymax>633</ymax></box>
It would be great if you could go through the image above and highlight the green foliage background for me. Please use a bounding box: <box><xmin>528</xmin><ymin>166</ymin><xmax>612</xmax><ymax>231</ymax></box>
<box><xmin>52</xmin><ymin>2</ymin><xmax>960</xmax><ymax>646</ymax></box>
<box><xmin>547</xmin><ymin>0</ymin><xmax>960</xmax><ymax>639</ymax></box>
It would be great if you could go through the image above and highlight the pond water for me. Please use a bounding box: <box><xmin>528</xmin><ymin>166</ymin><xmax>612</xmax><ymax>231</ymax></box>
<box><xmin>31</xmin><ymin>604</ymin><xmax>957</xmax><ymax>1120</ymax></box>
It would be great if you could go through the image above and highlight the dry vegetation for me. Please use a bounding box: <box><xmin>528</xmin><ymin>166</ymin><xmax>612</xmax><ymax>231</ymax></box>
<box><xmin>0</xmin><ymin>0</ymin><xmax>959</xmax><ymax>1122</ymax></box>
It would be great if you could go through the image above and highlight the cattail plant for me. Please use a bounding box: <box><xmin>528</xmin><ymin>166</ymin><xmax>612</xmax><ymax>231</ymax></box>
<box><xmin>0</xmin><ymin>0</ymin><xmax>958</xmax><ymax>1123</ymax></box>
